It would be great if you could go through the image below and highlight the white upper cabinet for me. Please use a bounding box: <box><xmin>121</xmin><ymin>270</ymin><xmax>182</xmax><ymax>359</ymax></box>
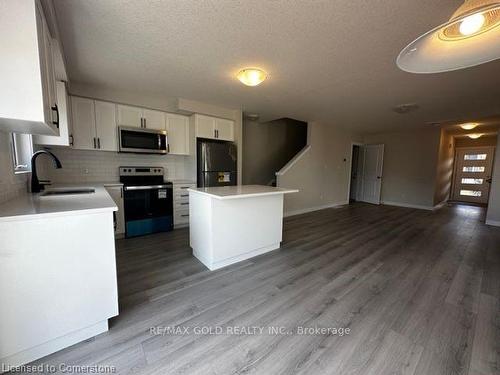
<box><xmin>194</xmin><ymin>114</ymin><xmax>234</xmax><ymax>141</ymax></box>
<box><xmin>194</xmin><ymin>115</ymin><xmax>216</xmax><ymax>139</ymax></box>
<box><xmin>216</xmin><ymin>118</ymin><xmax>235</xmax><ymax>141</ymax></box>
<box><xmin>116</xmin><ymin>105</ymin><xmax>143</xmax><ymax>128</ymax></box>
<box><xmin>0</xmin><ymin>0</ymin><xmax>59</xmax><ymax>135</ymax></box>
<box><xmin>166</xmin><ymin>113</ymin><xmax>189</xmax><ymax>155</ymax></box>
<box><xmin>143</xmin><ymin>109</ymin><xmax>165</xmax><ymax>130</ymax></box>
<box><xmin>71</xmin><ymin>97</ymin><xmax>96</xmax><ymax>150</ymax></box>
<box><xmin>116</xmin><ymin>105</ymin><xmax>166</xmax><ymax>130</ymax></box>
<box><xmin>33</xmin><ymin>81</ymin><xmax>72</xmax><ymax>146</ymax></box>
<box><xmin>71</xmin><ymin>97</ymin><xmax>117</xmax><ymax>151</ymax></box>
<box><xmin>95</xmin><ymin>100</ymin><xmax>117</xmax><ymax>151</ymax></box>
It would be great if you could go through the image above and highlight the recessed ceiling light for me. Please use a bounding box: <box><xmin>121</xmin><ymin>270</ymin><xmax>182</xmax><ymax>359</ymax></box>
<box><xmin>397</xmin><ymin>0</ymin><xmax>500</xmax><ymax>73</ymax></box>
<box><xmin>468</xmin><ymin>133</ymin><xmax>483</xmax><ymax>139</ymax></box>
<box><xmin>460</xmin><ymin>122</ymin><xmax>479</xmax><ymax>130</ymax></box>
<box><xmin>237</xmin><ymin>68</ymin><xmax>267</xmax><ymax>86</ymax></box>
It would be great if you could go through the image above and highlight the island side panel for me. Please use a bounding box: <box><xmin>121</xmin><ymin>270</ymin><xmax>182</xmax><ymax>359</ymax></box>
<box><xmin>0</xmin><ymin>212</ymin><xmax>118</xmax><ymax>367</ymax></box>
<box><xmin>210</xmin><ymin>194</ymin><xmax>284</xmax><ymax>269</ymax></box>
<box><xmin>189</xmin><ymin>192</ymin><xmax>214</xmax><ymax>267</ymax></box>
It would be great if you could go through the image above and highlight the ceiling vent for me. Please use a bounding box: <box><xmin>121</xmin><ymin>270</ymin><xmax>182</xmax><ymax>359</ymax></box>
<box><xmin>392</xmin><ymin>103</ymin><xmax>420</xmax><ymax>114</ymax></box>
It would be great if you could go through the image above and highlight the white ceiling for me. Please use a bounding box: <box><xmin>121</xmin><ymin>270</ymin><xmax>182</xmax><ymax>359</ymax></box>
<box><xmin>53</xmin><ymin>0</ymin><xmax>500</xmax><ymax>133</ymax></box>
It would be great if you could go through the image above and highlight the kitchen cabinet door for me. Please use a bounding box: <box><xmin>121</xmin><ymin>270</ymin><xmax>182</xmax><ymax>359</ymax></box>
<box><xmin>116</xmin><ymin>104</ymin><xmax>143</xmax><ymax>128</ymax></box>
<box><xmin>215</xmin><ymin>118</ymin><xmax>235</xmax><ymax>141</ymax></box>
<box><xmin>0</xmin><ymin>0</ymin><xmax>59</xmax><ymax>135</ymax></box>
<box><xmin>95</xmin><ymin>100</ymin><xmax>117</xmax><ymax>151</ymax></box>
<box><xmin>166</xmin><ymin>113</ymin><xmax>190</xmax><ymax>155</ymax></box>
<box><xmin>33</xmin><ymin>81</ymin><xmax>72</xmax><ymax>146</ymax></box>
<box><xmin>105</xmin><ymin>186</ymin><xmax>125</xmax><ymax>236</ymax></box>
<box><xmin>195</xmin><ymin>114</ymin><xmax>216</xmax><ymax>139</ymax></box>
<box><xmin>143</xmin><ymin>109</ymin><xmax>165</xmax><ymax>130</ymax></box>
<box><xmin>71</xmin><ymin>96</ymin><xmax>96</xmax><ymax>150</ymax></box>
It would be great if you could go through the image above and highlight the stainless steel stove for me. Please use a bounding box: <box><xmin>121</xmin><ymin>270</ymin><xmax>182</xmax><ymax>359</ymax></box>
<box><xmin>119</xmin><ymin>167</ymin><xmax>173</xmax><ymax>237</ymax></box>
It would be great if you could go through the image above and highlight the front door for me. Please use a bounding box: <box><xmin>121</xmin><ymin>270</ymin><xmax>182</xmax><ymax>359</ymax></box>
<box><xmin>360</xmin><ymin>144</ymin><xmax>385</xmax><ymax>205</ymax></box>
<box><xmin>452</xmin><ymin>147</ymin><xmax>495</xmax><ymax>204</ymax></box>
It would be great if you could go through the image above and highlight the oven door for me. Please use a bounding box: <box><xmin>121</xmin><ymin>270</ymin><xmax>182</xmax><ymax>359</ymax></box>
<box><xmin>123</xmin><ymin>185</ymin><xmax>173</xmax><ymax>237</ymax></box>
<box><xmin>119</xmin><ymin>127</ymin><xmax>167</xmax><ymax>154</ymax></box>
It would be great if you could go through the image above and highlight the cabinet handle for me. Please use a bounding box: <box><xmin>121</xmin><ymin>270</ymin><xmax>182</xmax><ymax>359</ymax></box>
<box><xmin>51</xmin><ymin>104</ymin><xmax>59</xmax><ymax>128</ymax></box>
<box><xmin>140</xmin><ymin>118</ymin><xmax>143</xmax><ymax>128</ymax></box>
<box><xmin>69</xmin><ymin>134</ymin><xmax>74</xmax><ymax>147</ymax></box>
<box><xmin>97</xmin><ymin>138</ymin><xmax>101</xmax><ymax>149</ymax></box>
<box><xmin>181</xmin><ymin>214</ymin><xmax>189</xmax><ymax>217</ymax></box>
<box><xmin>120</xmin><ymin>187</ymin><xmax>123</xmax><ymax>198</ymax></box>
<box><xmin>180</xmin><ymin>202</ymin><xmax>189</xmax><ymax>205</ymax></box>
<box><xmin>214</xmin><ymin>129</ymin><xmax>217</xmax><ymax>138</ymax></box>
<box><xmin>167</xmin><ymin>144</ymin><xmax>170</xmax><ymax>153</ymax></box>
<box><xmin>93</xmin><ymin>137</ymin><xmax>96</xmax><ymax>149</ymax></box>
<box><xmin>144</xmin><ymin>118</ymin><xmax>146</xmax><ymax>128</ymax></box>
<box><xmin>180</xmin><ymin>194</ymin><xmax>189</xmax><ymax>197</ymax></box>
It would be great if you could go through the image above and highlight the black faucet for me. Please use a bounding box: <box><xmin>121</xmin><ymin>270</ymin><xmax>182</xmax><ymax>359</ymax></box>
<box><xmin>31</xmin><ymin>150</ymin><xmax>62</xmax><ymax>193</ymax></box>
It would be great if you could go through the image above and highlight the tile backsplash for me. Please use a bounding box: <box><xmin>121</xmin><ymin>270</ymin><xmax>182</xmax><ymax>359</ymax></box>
<box><xmin>0</xmin><ymin>133</ymin><xmax>29</xmax><ymax>204</ymax></box>
<box><xmin>37</xmin><ymin>146</ymin><xmax>195</xmax><ymax>184</ymax></box>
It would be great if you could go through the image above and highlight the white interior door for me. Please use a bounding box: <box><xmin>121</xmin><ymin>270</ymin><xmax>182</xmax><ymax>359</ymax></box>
<box><xmin>361</xmin><ymin>144</ymin><xmax>384</xmax><ymax>204</ymax></box>
<box><xmin>452</xmin><ymin>147</ymin><xmax>495</xmax><ymax>204</ymax></box>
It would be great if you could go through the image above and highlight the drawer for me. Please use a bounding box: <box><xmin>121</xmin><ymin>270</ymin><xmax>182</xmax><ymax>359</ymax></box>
<box><xmin>174</xmin><ymin>201</ymin><xmax>190</xmax><ymax>210</ymax></box>
<box><xmin>173</xmin><ymin>183</ymin><xmax>196</xmax><ymax>192</ymax></box>
<box><xmin>174</xmin><ymin>209</ymin><xmax>190</xmax><ymax>225</ymax></box>
<box><xmin>174</xmin><ymin>191</ymin><xmax>190</xmax><ymax>200</ymax></box>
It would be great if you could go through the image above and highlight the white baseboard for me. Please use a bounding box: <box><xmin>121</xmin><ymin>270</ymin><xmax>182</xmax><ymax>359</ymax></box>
<box><xmin>381</xmin><ymin>201</ymin><xmax>434</xmax><ymax>211</ymax></box>
<box><xmin>485</xmin><ymin>219</ymin><xmax>500</xmax><ymax>227</ymax></box>
<box><xmin>284</xmin><ymin>201</ymin><xmax>348</xmax><ymax>217</ymax></box>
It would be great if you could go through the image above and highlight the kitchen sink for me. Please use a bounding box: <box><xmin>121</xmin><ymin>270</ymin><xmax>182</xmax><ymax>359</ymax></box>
<box><xmin>40</xmin><ymin>188</ymin><xmax>96</xmax><ymax>197</ymax></box>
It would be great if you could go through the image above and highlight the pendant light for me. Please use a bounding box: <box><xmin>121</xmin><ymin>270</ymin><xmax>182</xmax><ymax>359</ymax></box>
<box><xmin>397</xmin><ymin>0</ymin><xmax>500</xmax><ymax>73</ymax></box>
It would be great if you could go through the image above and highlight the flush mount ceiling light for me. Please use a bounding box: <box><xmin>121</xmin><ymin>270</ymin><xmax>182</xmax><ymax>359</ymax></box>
<box><xmin>468</xmin><ymin>133</ymin><xmax>483</xmax><ymax>138</ymax></box>
<box><xmin>236</xmin><ymin>68</ymin><xmax>267</xmax><ymax>86</ymax></box>
<box><xmin>397</xmin><ymin>0</ymin><xmax>500</xmax><ymax>73</ymax></box>
<box><xmin>460</xmin><ymin>122</ymin><xmax>479</xmax><ymax>130</ymax></box>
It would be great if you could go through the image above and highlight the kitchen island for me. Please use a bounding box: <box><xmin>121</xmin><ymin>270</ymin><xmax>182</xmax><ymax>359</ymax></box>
<box><xmin>188</xmin><ymin>185</ymin><xmax>298</xmax><ymax>270</ymax></box>
<box><xmin>0</xmin><ymin>185</ymin><xmax>119</xmax><ymax>369</ymax></box>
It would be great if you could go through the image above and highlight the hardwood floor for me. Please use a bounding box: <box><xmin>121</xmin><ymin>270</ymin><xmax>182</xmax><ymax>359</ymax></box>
<box><xmin>26</xmin><ymin>203</ymin><xmax>500</xmax><ymax>374</ymax></box>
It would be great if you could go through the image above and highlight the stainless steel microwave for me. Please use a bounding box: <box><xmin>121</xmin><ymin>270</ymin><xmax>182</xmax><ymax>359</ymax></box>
<box><xmin>118</xmin><ymin>126</ymin><xmax>168</xmax><ymax>154</ymax></box>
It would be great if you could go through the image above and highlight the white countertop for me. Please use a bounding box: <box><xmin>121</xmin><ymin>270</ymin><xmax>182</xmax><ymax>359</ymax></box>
<box><xmin>0</xmin><ymin>184</ymin><xmax>117</xmax><ymax>223</ymax></box>
<box><xmin>188</xmin><ymin>185</ymin><xmax>299</xmax><ymax>200</ymax></box>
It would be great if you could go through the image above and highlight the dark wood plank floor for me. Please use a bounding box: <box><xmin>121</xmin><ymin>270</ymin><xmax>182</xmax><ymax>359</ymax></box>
<box><xmin>26</xmin><ymin>203</ymin><xmax>500</xmax><ymax>374</ymax></box>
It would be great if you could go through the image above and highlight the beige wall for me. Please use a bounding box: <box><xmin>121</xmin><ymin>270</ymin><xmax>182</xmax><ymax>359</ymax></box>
<box><xmin>0</xmin><ymin>132</ymin><xmax>29</xmax><ymax>203</ymax></box>
<box><xmin>277</xmin><ymin>122</ymin><xmax>362</xmax><ymax>216</ymax></box>
<box><xmin>364</xmin><ymin>128</ymin><xmax>441</xmax><ymax>209</ymax></box>
<box><xmin>486</xmin><ymin>135</ymin><xmax>500</xmax><ymax>226</ymax></box>
<box><xmin>434</xmin><ymin>130</ymin><xmax>455</xmax><ymax>205</ymax></box>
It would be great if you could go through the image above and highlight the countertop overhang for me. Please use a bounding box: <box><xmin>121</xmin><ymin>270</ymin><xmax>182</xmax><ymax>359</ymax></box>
<box><xmin>188</xmin><ymin>185</ymin><xmax>299</xmax><ymax>200</ymax></box>
<box><xmin>0</xmin><ymin>184</ymin><xmax>118</xmax><ymax>223</ymax></box>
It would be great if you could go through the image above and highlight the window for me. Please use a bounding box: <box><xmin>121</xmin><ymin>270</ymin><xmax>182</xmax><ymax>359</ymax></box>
<box><xmin>461</xmin><ymin>178</ymin><xmax>483</xmax><ymax>184</ymax></box>
<box><xmin>464</xmin><ymin>154</ymin><xmax>487</xmax><ymax>160</ymax></box>
<box><xmin>11</xmin><ymin>133</ymin><xmax>33</xmax><ymax>174</ymax></box>
<box><xmin>460</xmin><ymin>190</ymin><xmax>482</xmax><ymax>197</ymax></box>
<box><xmin>462</xmin><ymin>166</ymin><xmax>485</xmax><ymax>172</ymax></box>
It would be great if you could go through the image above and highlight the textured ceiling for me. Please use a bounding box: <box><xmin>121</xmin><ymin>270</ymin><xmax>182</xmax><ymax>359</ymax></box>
<box><xmin>53</xmin><ymin>0</ymin><xmax>500</xmax><ymax>133</ymax></box>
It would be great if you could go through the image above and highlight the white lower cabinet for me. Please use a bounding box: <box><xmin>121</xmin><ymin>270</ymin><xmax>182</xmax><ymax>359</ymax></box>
<box><xmin>105</xmin><ymin>185</ymin><xmax>125</xmax><ymax>237</ymax></box>
<box><xmin>173</xmin><ymin>182</ymin><xmax>196</xmax><ymax>227</ymax></box>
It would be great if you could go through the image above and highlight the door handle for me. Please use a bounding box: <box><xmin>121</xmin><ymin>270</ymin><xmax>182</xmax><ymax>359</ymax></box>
<box><xmin>51</xmin><ymin>104</ymin><xmax>59</xmax><ymax>128</ymax></box>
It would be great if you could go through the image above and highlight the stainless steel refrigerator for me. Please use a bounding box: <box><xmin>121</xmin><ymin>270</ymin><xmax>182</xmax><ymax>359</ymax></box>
<box><xmin>197</xmin><ymin>139</ymin><xmax>237</xmax><ymax>187</ymax></box>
